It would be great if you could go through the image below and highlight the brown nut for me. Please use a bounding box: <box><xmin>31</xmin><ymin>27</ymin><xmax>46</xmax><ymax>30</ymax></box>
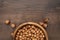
<box><xmin>11</xmin><ymin>23</ymin><xmax>16</xmax><ymax>28</ymax></box>
<box><xmin>44</xmin><ymin>18</ymin><xmax>49</xmax><ymax>23</ymax></box>
<box><xmin>43</xmin><ymin>24</ymin><xmax>47</xmax><ymax>28</ymax></box>
<box><xmin>11</xmin><ymin>33</ymin><xmax>14</xmax><ymax>37</ymax></box>
<box><xmin>39</xmin><ymin>22</ymin><xmax>44</xmax><ymax>26</ymax></box>
<box><xmin>5</xmin><ymin>20</ymin><xmax>10</xmax><ymax>24</ymax></box>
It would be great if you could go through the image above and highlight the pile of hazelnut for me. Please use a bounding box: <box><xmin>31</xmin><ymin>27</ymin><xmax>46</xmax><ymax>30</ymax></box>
<box><xmin>15</xmin><ymin>25</ymin><xmax>45</xmax><ymax>40</ymax></box>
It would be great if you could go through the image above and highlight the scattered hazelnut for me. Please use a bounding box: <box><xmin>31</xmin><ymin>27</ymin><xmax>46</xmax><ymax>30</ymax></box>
<box><xmin>43</xmin><ymin>24</ymin><xmax>47</xmax><ymax>28</ymax></box>
<box><xmin>44</xmin><ymin>18</ymin><xmax>49</xmax><ymax>23</ymax></box>
<box><xmin>11</xmin><ymin>23</ymin><xmax>16</xmax><ymax>28</ymax></box>
<box><xmin>5</xmin><ymin>20</ymin><xmax>10</xmax><ymax>24</ymax></box>
<box><xmin>40</xmin><ymin>22</ymin><xmax>44</xmax><ymax>25</ymax></box>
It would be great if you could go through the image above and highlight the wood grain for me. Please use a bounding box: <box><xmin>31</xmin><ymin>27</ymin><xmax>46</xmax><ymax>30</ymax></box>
<box><xmin>0</xmin><ymin>0</ymin><xmax>60</xmax><ymax>40</ymax></box>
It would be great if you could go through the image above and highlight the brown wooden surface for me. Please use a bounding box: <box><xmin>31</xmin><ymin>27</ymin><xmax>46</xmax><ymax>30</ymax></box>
<box><xmin>0</xmin><ymin>0</ymin><xmax>60</xmax><ymax>40</ymax></box>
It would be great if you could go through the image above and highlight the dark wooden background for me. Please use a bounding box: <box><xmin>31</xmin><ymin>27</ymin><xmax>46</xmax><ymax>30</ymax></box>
<box><xmin>0</xmin><ymin>0</ymin><xmax>60</xmax><ymax>40</ymax></box>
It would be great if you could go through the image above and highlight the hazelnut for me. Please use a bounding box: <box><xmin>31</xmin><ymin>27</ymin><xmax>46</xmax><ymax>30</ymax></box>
<box><xmin>5</xmin><ymin>20</ymin><xmax>10</xmax><ymax>24</ymax></box>
<box><xmin>11</xmin><ymin>23</ymin><xmax>16</xmax><ymax>28</ymax></box>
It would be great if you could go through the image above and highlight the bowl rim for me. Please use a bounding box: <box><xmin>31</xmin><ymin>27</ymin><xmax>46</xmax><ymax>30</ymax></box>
<box><xmin>13</xmin><ymin>22</ymin><xmax>48</xmax><ymax>40</ymax></box>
